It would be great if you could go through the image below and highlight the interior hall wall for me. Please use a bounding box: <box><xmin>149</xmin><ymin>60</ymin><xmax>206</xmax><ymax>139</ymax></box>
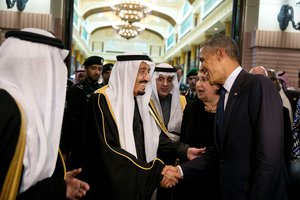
<box><xmin>0</xmin><ymin>0</ymin><xmax>64</xmax><ymax>45</ymax></box>
<box><xmin>242</xmin><ymin>30</ymin><xmax>300</xmax><ymax>89</ymax></box>
<box><xmin>241</xmin><ymin>0</ymin><xmax>300</xmax><ymax>89</ymax></box>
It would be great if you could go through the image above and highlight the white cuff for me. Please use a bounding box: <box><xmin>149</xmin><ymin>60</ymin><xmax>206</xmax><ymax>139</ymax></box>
<box><xmin>177</xmin><ymin>165</ymin><xmax>184</xmax><ymax>177</ymax></box>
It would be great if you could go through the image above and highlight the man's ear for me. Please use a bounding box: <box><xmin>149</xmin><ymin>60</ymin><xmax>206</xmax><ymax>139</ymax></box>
<box><xmin>217</xmin><ymin>48</ymin><xmax>225</xmax><ymax>61</ymax></box>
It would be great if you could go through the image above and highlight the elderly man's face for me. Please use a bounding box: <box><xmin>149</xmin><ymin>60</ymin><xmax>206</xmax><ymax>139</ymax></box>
<box><xmin>133</xmin><ymin>62</ymin><xmax>150</xmax><ymax>96</ymax></box>
<box><xmin>156</xmin><ymin>74</ymin><xmax>174</xmax><ymax>98</ymax></box>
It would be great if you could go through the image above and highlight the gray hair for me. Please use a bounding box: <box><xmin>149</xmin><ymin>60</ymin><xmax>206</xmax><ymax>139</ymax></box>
<box><xmin>201</xmin><ymin>34</ymin><xmax>239</xmax><ymax>61</ymax></box>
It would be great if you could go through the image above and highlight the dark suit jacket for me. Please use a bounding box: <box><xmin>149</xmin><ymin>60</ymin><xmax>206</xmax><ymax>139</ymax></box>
<box><xmin>181</xmin><ymin>70</ymin><xmax>289</xmax><ymax>200</ymax></box>
<box><xmin>217</xmin><ymin>70</ymin><xmax>288</xmax><ymax>200</ymax></box>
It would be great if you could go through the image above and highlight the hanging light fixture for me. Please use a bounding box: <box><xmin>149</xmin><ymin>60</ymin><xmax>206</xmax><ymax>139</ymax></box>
<box><xmin>112</xmin><ymin>0</ymin><xmax>151</xmax><ymax>24</ymax></box>
<box><xmin>113</xmin><ymin>22</ymin><xmax>145</xmax><ymax>39</ymax></box>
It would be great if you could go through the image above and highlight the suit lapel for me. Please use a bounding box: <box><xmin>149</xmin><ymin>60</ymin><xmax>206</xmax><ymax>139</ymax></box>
<box><xmin>221</xmin><ymin>70</ymin><xmax>247</xmax><ymax>150</ymax></box>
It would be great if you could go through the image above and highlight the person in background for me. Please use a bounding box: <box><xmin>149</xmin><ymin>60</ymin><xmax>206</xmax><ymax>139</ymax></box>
<box><xmin>99</xmin><ymin>63</ymin><xmax>114</xmax><ymax>88</ymax></box>
<box><xmin>70</xmin><ymin>52</ymin><xmax>203</xmax><ymax>200</ymax></box>
<box><xmin>277</xmin><ymin>70</ymin><xmax>289</xmax><ymax>90</ymax></box>
<box><xmin>183</xmin><ymin>68</ymin><xmax>199</xmax><ymax>104</ymax></box>
<box><xmin>249</xmin><ymin>65</ymin><xmax>268</xmax><ymax>76</ymax></box>
<box><xmin>290</xmin><ymin>97</ymin><xmax>300</xmax><ymax>200</ymax></box>
<box><xmin>277</xmin><ymin>70</ymin><xmax>300</xmax><ymax>117</ymax></box>
<box><xmin>67</xmin><ymin>78</ymin><xmax>74</xmax><ymax>90</ymax></box>
<box><xmin>163</xmin><ymin>34</ymin><xmax>288</xmax><ymax>200</ymax></box>
<box><xmin>151</xmin><ymin>63</ymin><xmax>184</xmax><ymax>141</ymax></box>
<box><xmin>292</xmin><ymin>97</ymin><xmax>300</xmax><ymax>159</ymax></box>
<box><xmin>151</xmin><ymin>63</ymin><xmax>185</xmax><ymax>200</ymax></box>
<box><xmin>250</xmin><ymin>66</ymin><xmax>293</xmax><ymax>168</ymax></box>
<box><xmin>74</xmin><ymin>68</ymin><xmax>86</xmax><ymax>84</ymax></box>
<box><xmin>267</xmin><ymin>69</ymin><xmax>293</xmax><ymax>126</ymax></box>
<box><xmin>60</xmin><ymin>55</ymin><xmax>103</xmax><ymax>169</ymax></box>
<box><xmin>175</xmin><ymin>65</ymin><xmax>189</xmax><ymax>94</ymax></box>
<box><xmin>0</xmin><ymin>28</ymin><xmax>89</xmax><ymax>200</ymax></box>
<box><xmin>175</xmin><ymin>71</ymin><xmax>221</xmax><ymax>200</ymax></box>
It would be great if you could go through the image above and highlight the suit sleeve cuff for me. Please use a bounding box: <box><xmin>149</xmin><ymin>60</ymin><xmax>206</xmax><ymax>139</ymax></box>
<box><xmin>177</xmin><ymin>165</ymin><xmax>184</xmax><ymax>177</ymax></box>
<box><xmin>176</xmin><ymin>142</ymin><xmax>189</xmax><ymax>159</ymax></box>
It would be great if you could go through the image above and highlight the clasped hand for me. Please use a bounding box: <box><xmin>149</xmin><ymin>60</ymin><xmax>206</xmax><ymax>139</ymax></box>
<box><xmin>160</xmin><ymin>165</ymin><xmax>182</xmax><ymax>188</ymax></box>
<box><xmin>160</xmin><ymin>146</ymin><xmax>206</xmax><ymax>188</ymax></box>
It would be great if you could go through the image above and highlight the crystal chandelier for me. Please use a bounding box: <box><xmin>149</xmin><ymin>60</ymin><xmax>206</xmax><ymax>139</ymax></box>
<box><xmin>112</xmin><ymin>0</ymin><xmax>151</xmax><ymax>24</ymax></box>
<box><xmin>113</xmin><ymin>22</ymin><xmax>145</xmax><ymax>39</ymax></box>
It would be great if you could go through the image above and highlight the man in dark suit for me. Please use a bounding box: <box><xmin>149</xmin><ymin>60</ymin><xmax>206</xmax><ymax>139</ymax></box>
<box><xmin>162</xmin><ymin>34</ymin><xmax>289</xmax><ymax>200</ymax></box>
<box><xmin>200</xmin><ymin>34</ymin><xmax>288</xmax><ymax>200</ymax></box>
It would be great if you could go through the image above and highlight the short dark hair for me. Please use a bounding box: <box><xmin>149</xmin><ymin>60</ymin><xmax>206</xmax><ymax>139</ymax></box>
<box><xmin>201</xmin><ymin>34</ymin><xmax>239</xmax><ymax>61</ymax></box>
<box><xmin>175</xmin><ymin>65</ymin><xmax>183</xmax><ymax>71</ymax></box>
<box><xmin>102</xmin><ymin>63</ymin><xmax>114</xmax><ymax>74</ymax></box>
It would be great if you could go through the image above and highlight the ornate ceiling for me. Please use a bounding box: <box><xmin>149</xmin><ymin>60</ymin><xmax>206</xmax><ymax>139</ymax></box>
<box><xmin>78</xmin><ymin>0</ymin><xmax>189</xmax><ymax>40</ymax></box>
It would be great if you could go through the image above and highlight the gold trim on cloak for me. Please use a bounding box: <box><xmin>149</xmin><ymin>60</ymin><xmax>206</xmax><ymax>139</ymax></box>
<box><xmin>179</xmin><ymin>95</ymin><xmax>187</xmax><ymax>111</ymax></box>
<box><xmin>149</xmin><ymin>99</ymin><xmax>183</xmax><ymax>142</ymax></box>
<box><xmin>0</xmin><ymin>100</ymin><xmax>26</xmax><ymax>200</ymax></box>
<box><xmin>58</xmin><ymin>149</ymin><xmax>67</xmax><ymax>179</ymax></box>
<box><xmin>95</xmin><ymin>86</ymin><xmax>164</xmax><ymax>170</ymax></box>
<box><xmin>149</xmin><ymin>100</ymin><xmax>169</xmax><ymax>135</ymax></box>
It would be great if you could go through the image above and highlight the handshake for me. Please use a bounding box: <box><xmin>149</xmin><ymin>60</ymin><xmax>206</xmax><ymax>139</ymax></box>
<box><xmin>160</xmin><ymin>165</ymin><xmax>182</xmax><ymax>188</ymax></box>
<box><xmin>160</xmin><ymin>146</ymin><xmax>206</xmax><ymax>188</ymax></box>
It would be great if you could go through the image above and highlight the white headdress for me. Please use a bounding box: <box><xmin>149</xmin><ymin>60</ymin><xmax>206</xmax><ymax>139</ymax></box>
<box><xmin>106</xmin><ymin>52</ymin><xmax>161</xmax><ymax>162</ymax></box>
<box><xmin>0</xmin><ymin>28</ymin><xmax>68</xmax><ymax>192</ymax></box>
<box><xmin>151</xmin><ymin>63</ymin><xmax>183</xmax><ymax>136</ymax></box>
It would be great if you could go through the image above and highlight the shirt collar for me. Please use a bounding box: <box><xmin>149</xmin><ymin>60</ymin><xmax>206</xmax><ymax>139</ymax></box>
<box><xmin>223</xmin><ymin>66</ymin><xmax>242</xmax><ymax>93</ymax></box>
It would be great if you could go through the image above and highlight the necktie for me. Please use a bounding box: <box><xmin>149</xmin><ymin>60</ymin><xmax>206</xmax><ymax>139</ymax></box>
<box><xmin>216</xmin><ymin>87</ymin><xmax>226</xmax><ymax>147</ymax></box>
